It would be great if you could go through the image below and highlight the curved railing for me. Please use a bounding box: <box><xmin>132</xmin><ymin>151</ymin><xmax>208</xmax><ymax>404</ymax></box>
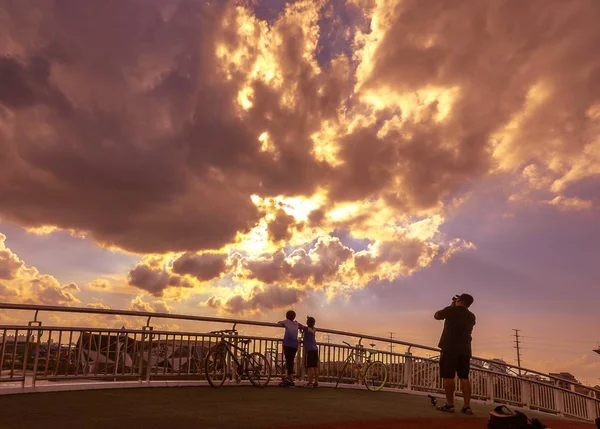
<box><xmin>0</xmin><ymin>303</ymin><xmax>598</xmax><ymax>422</ymax></box>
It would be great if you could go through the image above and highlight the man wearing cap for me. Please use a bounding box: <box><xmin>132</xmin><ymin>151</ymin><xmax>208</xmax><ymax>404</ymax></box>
<box><xmin>434</xmin><ymin>293</ymin><xmax>476</xmax><ymax>414</ymax></box>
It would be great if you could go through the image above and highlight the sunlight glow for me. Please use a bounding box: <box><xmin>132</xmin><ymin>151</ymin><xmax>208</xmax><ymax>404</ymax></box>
<box><xmin>237</xmin><ymin>86</ymin><xmax>254</xmax><ymax>110</ymax></box>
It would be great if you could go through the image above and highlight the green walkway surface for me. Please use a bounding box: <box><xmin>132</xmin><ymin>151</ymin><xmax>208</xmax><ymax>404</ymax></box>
<box><xmin>0</xmin><ymin>386</ymin><xmax>592</xmax><ymax>429</ymax></box>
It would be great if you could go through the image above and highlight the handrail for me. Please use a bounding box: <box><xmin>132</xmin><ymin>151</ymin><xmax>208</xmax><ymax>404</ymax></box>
<box><xmin>0</xmin><ymin>302</ymin><xmax>279</xmax><ymax>329</ymax></box>
<box><xmin>0</xmin><ymin>325</ymin><xmax>280</xmax><ymax>340</ymax></box>
<box><xmin>0</xmin><ymin>302</ymin><xmax>438</xmax><ymax>351</ymax></box>
<box><xmin>0</xmin><ymin>302</ymin><xmax>598</xmax><ymax>395</ymax></box>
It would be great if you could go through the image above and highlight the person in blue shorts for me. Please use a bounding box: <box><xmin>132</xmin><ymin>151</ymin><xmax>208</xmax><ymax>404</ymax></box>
<box><xmin>303</xmin><ymin>316</ymin><xmax>319</xmax><ymax>388</ymax></box>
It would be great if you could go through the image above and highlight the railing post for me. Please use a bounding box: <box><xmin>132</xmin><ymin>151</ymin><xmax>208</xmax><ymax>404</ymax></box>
<box><xmin>297</xmin><ymin>343</ymin><xmax>304</xmax><ymax>382</ymax></box>
<box><xmin>23</xmin><ymin>321</ymin><xmax>42</xmax><ymax>388</ymax></box>
<box><xmin>143</xmin><ymin>325</ymin><xmax>153</xmax><ymax>383</ymax></box>
<box><xmin>487</xmin><ymin>373</ymin><xmax>495</xmax><ymax>403</ymax></box>
<box><xmin>21</xmin><ymin>330</ymin><xmax>30</xmax><ymax>388</ymax></box>
<box><xmin>554</xmin><ymin>388</ymin><xmax>564</xmax><ymax>416</ymax></box>
<box><xmin>296</xmin><ymin>330</ymin><xmax>304</xmax><ymax>383</ymax></box>
<box><xmin>586</xmin><ymin>397</ymin><xmax>597</xmax><ymax>421</ymax></box>
<box><xmin>403</xmin><ymin>351</ymin><xmax>412</xmax><ymax>390</ymax></box>
<box><xmin>521</xmin><ymin>379</ymin><xmax>531</xmax><ymax>409</ymax></box>
<box><xmin>31</xmin><ymin>328</ymin><xmax>42</xmax><ymax>388</ymax></box>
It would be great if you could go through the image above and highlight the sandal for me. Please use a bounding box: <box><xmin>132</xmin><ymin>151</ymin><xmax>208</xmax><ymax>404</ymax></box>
<box><xmin>436</xmin><ymin>404</ymin><xmax>455</xmax><ymax>413</ymax></box>
<box><xmin>461</xmin><ymin>406</ymin><xmax>474</xmax><ymax>415</ymax></box>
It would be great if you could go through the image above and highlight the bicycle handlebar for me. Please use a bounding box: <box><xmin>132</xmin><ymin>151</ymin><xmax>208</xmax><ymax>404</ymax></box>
<box><xmin>342</xmin><ymin>341</ymin><xmax>363</xmax><ymax>349</ymax></box>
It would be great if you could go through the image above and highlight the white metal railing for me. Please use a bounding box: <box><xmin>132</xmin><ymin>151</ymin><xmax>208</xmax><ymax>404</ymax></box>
<box><xmin>0</xmin><ymin>303</ymin><xmax>598</xmax><ymax>422</ymax></box>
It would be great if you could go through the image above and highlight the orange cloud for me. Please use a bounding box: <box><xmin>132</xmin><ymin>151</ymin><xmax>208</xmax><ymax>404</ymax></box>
<box><xmin>0</xmin><ymin>233</ymin><xmax>81</xmax><ymax>305</ymax></box>
<box><xmin>1</xmin><ymin>0</ymin><xmax>598</xmax><ymax>311</ymax></box>
<box><xmin>128</xmin><ymin>295</ymin><xmax>172</xmax><ymax>314</ymax></box>
<box><xmin>205</xmin><ymin>284</ymin><xmax>308</xmax><ymax>316</ymax></box>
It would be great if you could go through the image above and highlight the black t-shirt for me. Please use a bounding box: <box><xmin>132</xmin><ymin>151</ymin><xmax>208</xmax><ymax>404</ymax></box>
<box><xmin>437</xmin><ymin>306</ymin><xmax>476</xmax><ymax>356</ymax></box>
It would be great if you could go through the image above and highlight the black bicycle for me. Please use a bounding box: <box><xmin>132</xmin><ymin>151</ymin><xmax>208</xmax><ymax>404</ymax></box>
<box><xmin>204</xmin><ymin>329</ymin><xmax>271</xmax><ymax>388</ymax></box>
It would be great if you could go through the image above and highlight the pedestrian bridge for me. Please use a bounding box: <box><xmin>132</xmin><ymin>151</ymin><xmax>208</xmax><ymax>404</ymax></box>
<box><xmin>0</xmin><ymin>303</ymin><xmax>598</xmax><ymax>427</ymax></box>
<box><xmin>0</xmin><ymin>384</ymin><xmax>593</xmax><ymax>429</ymax></box>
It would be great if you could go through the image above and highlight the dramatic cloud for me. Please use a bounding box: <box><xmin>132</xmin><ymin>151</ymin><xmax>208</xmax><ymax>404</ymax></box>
<box><xmin>267</xmin><ymin>209</ymin><xmax>298</xmax><ymax>243</ymax></box>
<box><xmin>128</xmin><ymin>295</ymin><xmax>172</xmax><ymax>314</ymax></box>
<box><xmin>0</xmin><ymin>233</ymin><xmax>81</xmax><ymax>305</ymax></box>
<box><xmin>0</xmin><ymin>283</ymin><xmax>20</xmax><ymax>299</ymax></box>
<box><xmin>243</xmin><ymin>236</ymin><xmax>354</xmax><ymax>285</ymax></box>
<box><xmin>206</xmin><ymin>284</ymin><xmax>307</xmax><ymax>315</ymax></box>
<box><xmin>134</xmin><ymin>231</ymin><xmax>463</xmax><ymax>313</ymax></box>
<box><xmin>86</xmin><ymin>279</ymin><xmax>110</xmax><ymax>290</ymax></box>
<box><xmin>171</xmin><ymin>252</ymin><xmax>228</xmax><ymax>281</ymax></box>
<box><xmin>86</xmin><ymin>302</ymin><xmax>110</xmax><ymax>310</ymax></box>
<box><xmin>128</xmin><ymin>258</ymin><xmax>192</xmax><ymax>297</ymax></box>
<box><xmin>0</xmin><ymin>233</ymin><xmax>24</xmax><ymax>279</ymax></box>
<box><xmin>1</xmin><ymin>0</ymin><xmax>599</xmax><ymax>312</ymax></box>
<box><xmin>351</xmin><ymin>0</ymin><xmax>600</xmax><ymax>201</ymax></box>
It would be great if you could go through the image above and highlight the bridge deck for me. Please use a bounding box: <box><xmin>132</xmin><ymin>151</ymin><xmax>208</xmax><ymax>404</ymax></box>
<box><xmin>0</xmin><ymin>386</ymin><xmax>593</xmax><ymax>429</ymax></box>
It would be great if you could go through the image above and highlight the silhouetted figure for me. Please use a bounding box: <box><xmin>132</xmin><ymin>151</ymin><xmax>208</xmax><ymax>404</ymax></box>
<box><xmin>277</xmin><ymin>310</ymin><xmax>302</xmax><ymax>387</ymax></box>
<box><xmin>303</xmin><ymin>316</ymin><xmax>319</xmax><ymax>387</ymax></box>
<box><xmin>434</xmin><ymin>293</ymin><xmax>476</xmax><ymax>415</ymax></box>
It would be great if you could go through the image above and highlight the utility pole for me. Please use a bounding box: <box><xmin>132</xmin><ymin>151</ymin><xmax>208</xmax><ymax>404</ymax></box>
<box><xmin>513</xmin><ymin>329</ymin><xmax>522</xmax><ymax>375</ymax></box>
<box><xmin>388</xmin><ymin>332</ymin><xmax>395</xmax><ymax>353</ymax></box>
<box><xmin>325</xmin><ymin>334</ymin><xmax>332</xmax><ymax>344</ymax></box>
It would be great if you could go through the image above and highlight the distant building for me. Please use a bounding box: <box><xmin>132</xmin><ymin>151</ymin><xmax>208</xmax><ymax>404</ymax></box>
<box><xmin>489</xmin><ymin>358</ymin><xmax>509</xmax><ymax>374</ymax></box>
<box><xmin>522</xmin><ymin>374</ymin><xmax>547</xmax><ymax>383</ymax></box>
<box><xmin>549</xmin><ymin>372</ymin><xmax>579</xmax><ymax>389</ymax></box>
<box><xmin>0</xmin><ymin>334</ymin><xmax>37</xmax><ymax>343</ymax></box>
<box><xmin>547</xmin><ymin>372</ymin><xmax>593</xmax><ymax>395</ymax></box>
<box><xmin>470</xmin><ymin>359</ymin><xmax>486</xmax><ymax>369</ymax></box>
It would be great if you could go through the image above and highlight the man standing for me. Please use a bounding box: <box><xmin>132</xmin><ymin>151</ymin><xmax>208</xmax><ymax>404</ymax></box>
<box><xmin>434</xmin><ymin>293</ymin><xmax>476</xmax><ymax>414</ymax></box>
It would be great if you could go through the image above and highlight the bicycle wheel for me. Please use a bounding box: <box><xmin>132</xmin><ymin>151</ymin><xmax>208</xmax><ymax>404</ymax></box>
<box><xmin>246</xmin><ymin>352</ymin><xmax>271</xmax><ymax>387</ymax></box>
<box><xmin>364</xmin><ymin>361</ymin><xmax>388</xmax><ymax>392</ymax></box>
<box><xmin>205</xmin><ymin>349</ymin><xmax>227</xmax><ymax>388</ymax></box>
<box><xmin>335</xmin><ymin>361</ymin><xmax>350</xmax><ymax>388</ymax></box>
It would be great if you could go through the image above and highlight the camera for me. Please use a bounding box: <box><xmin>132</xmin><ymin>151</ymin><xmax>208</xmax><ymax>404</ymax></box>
<box><xmin>451</xmin><ymin>295</ymin><xmax>460</xmax><ymax>306</ymax></box>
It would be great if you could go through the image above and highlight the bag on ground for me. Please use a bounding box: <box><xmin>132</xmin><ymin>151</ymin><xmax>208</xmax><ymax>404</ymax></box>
<box><xmin>487</xmin><ymin>406</ymin><xmax>548</xmax><ymax>429</ymax></box>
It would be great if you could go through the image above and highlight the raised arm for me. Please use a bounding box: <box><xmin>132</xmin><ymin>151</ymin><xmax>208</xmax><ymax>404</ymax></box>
<box><xmin>434</xmin><ymin>306</ymin><xmax>451</xmax><ymax>320</ymax></box>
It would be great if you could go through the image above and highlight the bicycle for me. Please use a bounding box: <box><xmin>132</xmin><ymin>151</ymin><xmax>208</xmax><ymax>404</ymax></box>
<box><xmin>265</xmin><ymin>347</ymin><xmax>287</xmax><ymax>378</ymax></box>
<box><xmin>204</xmin><ymin>329</ymin><xmax>271</xmax><ymax>388</ymax></box>
<box><xmin>335</xmin><ymin>341</ymin><xmax>388</xmax><ymax>392</ymax></box>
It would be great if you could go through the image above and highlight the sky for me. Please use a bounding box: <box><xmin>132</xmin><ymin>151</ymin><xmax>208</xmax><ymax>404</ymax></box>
<box><xmin>0</xmin><ymin>0</ymin><xmax>599</xmax><ymax>385</ymax></box>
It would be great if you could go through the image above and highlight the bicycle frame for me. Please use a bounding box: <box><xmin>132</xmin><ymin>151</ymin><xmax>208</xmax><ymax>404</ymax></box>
<box><xmin>212</xmin><ymin>333</ymin><xmax>253</xmax><ymax>380</ymax></box>
<box><xmin>342</xmin><ymin>346</ymin><xmax>373</xmax><ymax>379</ymax></box>
<box><xmin>335</xmin><ymin>340</ymin><xmax>388</xmax><ymax>391</ymax></box>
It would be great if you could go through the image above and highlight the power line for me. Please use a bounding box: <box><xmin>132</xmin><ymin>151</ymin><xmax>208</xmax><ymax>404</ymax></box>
<box><xmin>514</xmin><ymin>329</ymin><xmax>522</xmax><ymax>375</ymax></box>
<box><xmin>520</xmin><ymin>340</ymin><xmax>596</xmax><ymax>351</ymax></box>
<box><xmin>523</xmin><ymin>336</ymin><xmax>597</xmax><ymax>345</ymax></box>
<box><xmin>475</xmin><ymin>340</ymin><xmax>513</xmax><ymax>345</ymax></box>
<box><xmin>519</xmin><ymin>347</ymin><xmax>586</xmax><ymax>355</ymax></box>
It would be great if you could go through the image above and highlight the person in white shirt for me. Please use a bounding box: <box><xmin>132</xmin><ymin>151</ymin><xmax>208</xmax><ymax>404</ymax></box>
<box><xmin>277</xmin><ymin>310</ymin><xmax>302</xmax><ymax>387</ymax></box>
